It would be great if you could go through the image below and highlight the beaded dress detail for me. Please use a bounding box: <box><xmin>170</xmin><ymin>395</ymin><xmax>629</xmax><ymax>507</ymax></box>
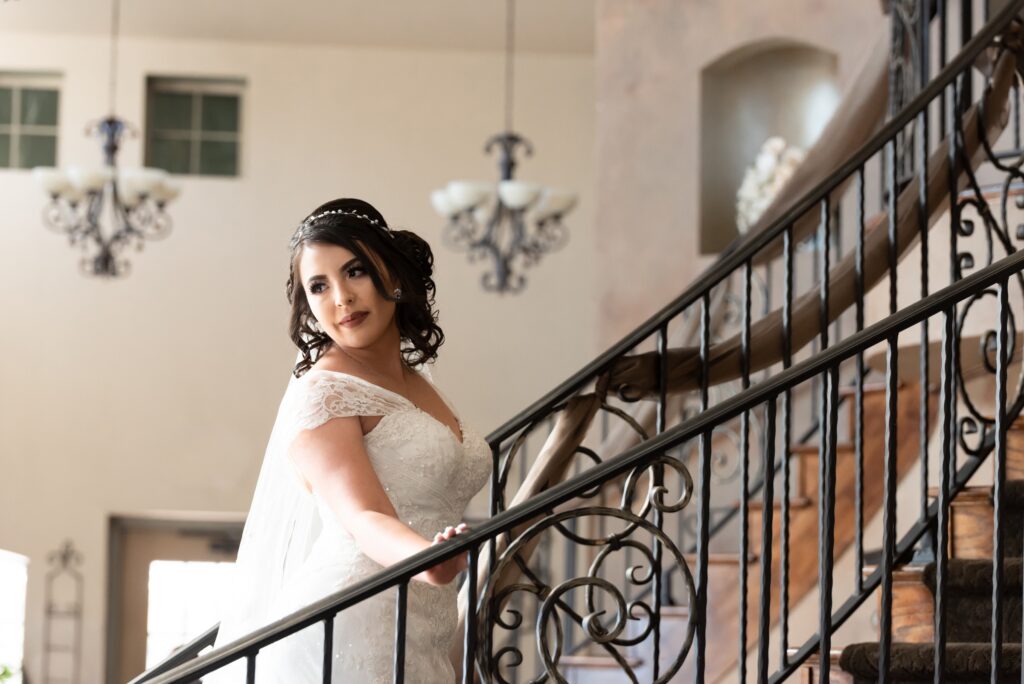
<box><xmin>210</xmin><ymin>367</ymin><xmax>491</xmax><ymax>683</ymax></box>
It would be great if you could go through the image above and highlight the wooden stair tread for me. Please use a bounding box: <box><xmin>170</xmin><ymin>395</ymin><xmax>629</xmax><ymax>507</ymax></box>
<box><xmin>788</xmin><ymin>442</ymin><xmax>855</xmax><ymax>456</ymax></box>
<box><xmin>928</xmin><ymin>482</ymin><xmax>1024</xmax><ymax>500</ymax></box>
<box><xmin>558</xmin><ymin>652</ymin><xmax>643</xmax><ymax>668</ymax></box>
<box><xmin>747</xmin><ymin>495</ymin><xmax>814</xmax><ymax>510</ymax></box>
<box><xmin>837</xmin><ymin>381</ymin><xmax>889</xmax><ymax>397</ymax></box>
<box><xmin>660</xmin><ymin>604</ymin><xmax>689</xmax><ymax>618</ymax></box>
<box><xmin>682</xmin><ymin>551</ymin><xmax>758</xmax><ymax>565</ymax></box>
<box><xmin>860</xmin><ymin>563</ymin><xmax>927</xmax><ymax>582</ymax></box>
<box><xmin>787</xmin><ymin>647</ymin><xmax>844</xmax><ymax>666</ymax></box>
<box><xmin>927</xmin><ymin>484</ymin><xmax>991</xmax><ymax>502</ymax></box>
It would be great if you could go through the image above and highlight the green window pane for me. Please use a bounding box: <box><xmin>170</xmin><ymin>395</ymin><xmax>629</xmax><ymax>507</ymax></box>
<box><xmin>0</xmin><ymin>134</ymin><xmax>10</xmax><ymax>167</ymax></box>
<box><xmin>0</xmin><ymin>89</ymin><xmax>11</xmax><ymax>126</ymax></box>
<box><xmin>199</xmin><ymin>139</ymin><xmax>237</xmax><ymax>176</ymax></box>
<box><xmin>149</xmin><ymin>135</ymin><xmax>192</xmax><ymax>174</ymax></box>
<box><xmin>201</xmin><ymin>95</ymin><xmax>239</xmax><ymax>133</ymax></box>
<box><xmin>17</xmin><ymin>134</ymin><xmax>56</xmax><ymax>168</ymax></box>
<box><xmin>151</xmin><ymin>92</ymin><xmax>194</xmax><ymax>131</ymax></box>
<box><xmin>20</xmin><ymin>89</ymin><xmax>58</xmax><ymax>126</ymax></box>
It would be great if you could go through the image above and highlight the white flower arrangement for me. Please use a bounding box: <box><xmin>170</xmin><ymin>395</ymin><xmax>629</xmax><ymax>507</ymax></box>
<box><xmin>735</xmin><ymin>136</ymin><xmax>805</xmax><ymax>235</ymax></box>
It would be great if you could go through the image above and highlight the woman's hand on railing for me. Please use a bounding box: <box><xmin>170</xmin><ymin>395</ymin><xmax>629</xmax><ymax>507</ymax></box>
<box><xmin>416</xmin><ymin>522</ymin><xmax>470</xmax><ymax>586</ymax></box>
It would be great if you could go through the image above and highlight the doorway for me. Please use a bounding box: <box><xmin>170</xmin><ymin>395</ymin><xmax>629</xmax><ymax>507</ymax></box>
<box><xmin>106</xmin><ymin>513</ymin><xmax>243</xmax><ymax>684</ymax></box>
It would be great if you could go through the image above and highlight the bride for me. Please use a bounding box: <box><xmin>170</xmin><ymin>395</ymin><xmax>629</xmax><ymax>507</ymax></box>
<box><xmin>207</xmin><ymin>198</ymin><xmax>492</xmax><ymax>682</ymax></box>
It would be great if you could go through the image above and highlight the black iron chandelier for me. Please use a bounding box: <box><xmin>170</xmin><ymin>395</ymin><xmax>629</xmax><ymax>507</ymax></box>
<box><xmin>429</xmin><ymin>0</ymin><xmax>577</xmax><ymax>294</ymax></box>
<box><xmin>32</xmin><ymin>0</ymin><xmax>179</xmax><ymax>277</ymax></box>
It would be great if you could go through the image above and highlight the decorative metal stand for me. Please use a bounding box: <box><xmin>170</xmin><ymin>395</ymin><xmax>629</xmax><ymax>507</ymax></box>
<box><xmin>42</xmin><ymin>541</ymin><xmax>83</xmax><ymax>684</ymax></box>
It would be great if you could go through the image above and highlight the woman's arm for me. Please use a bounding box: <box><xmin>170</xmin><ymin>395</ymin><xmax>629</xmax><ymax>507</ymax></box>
<box><xmin>289</xmin><ymin>415</ymin><xmax>467</xmax><ymax>585</ymax></box>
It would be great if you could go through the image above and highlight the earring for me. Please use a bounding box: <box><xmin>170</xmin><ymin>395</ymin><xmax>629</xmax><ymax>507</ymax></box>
<box><xmin>393</xmin><ymin>287</ymin><xmax>402</xmax><ymax>300</ymax></box>
<box><xmin>310</xmin><ymin>318</ymin><xmax>324</xmax><ymax>333</ymax></box>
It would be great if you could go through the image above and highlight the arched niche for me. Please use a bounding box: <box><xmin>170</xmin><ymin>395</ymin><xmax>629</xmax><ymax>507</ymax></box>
<box><xmin>700</xmin><ymin>41</ymin><xmax>839</xmax><ymax>254</ymax></box>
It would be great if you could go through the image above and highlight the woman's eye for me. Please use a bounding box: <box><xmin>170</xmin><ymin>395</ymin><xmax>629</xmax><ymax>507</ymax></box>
<box><xmin>309</xmin><ymin>283</ymin><xmax>326</xmax><ymax>295</ymax></box>
<box><xmin>347</xmin><ymin>265</ymin><xmax>366</xmax><ymax>278</ymax></box>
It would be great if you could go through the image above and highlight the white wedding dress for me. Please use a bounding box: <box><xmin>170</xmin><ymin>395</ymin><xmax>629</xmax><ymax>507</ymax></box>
<box><xmin>208</xmin><ymin>366</ymin><xmax>492</xmax><ymax>683</ymax></box>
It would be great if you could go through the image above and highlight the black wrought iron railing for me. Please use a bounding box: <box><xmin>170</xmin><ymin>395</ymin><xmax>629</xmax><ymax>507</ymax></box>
<box><xmin>138</xmin><ymin>245</ymin><xmax>1024</xmax><ymax>683</ymax></box>
<box><xmin>133</xmin><ymin>0</ymin><xmax>1024</xmax><ymax>681</ymax></box>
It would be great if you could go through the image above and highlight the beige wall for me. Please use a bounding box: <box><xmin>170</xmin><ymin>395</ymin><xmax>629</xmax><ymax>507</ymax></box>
<box><xmin>594</xmin><ymin>0</ymin><xmax>887</xmax><ymax>346</ymax></box>
<box><xmin>0</xmin><ymin>30</ymin><xmax>595</xmax><ymax>683</ymax></box>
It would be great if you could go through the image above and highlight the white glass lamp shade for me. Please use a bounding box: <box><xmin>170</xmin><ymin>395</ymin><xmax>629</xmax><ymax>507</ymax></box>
<box><xmin>533</xmin><ymin>189</ymin><xmax>578</xmax><ymax>220</ymax></box>
<box><xmin>135</xmin><ymin>167</ymin><xmax>169</xmax><ymax>195</ymax></box>
<box><xmin>430</xmin><ymin>189</ymin><xmax>458</xmax><ymax>218</ymax></box>
<box><xmin>149</xmin><ymin>179</ymin><xmax>182</xmax><ymax>204</ymax></box>
<box><xmin>32</xmin><ymin>167</ymin><xmax>72</xmax><ymax>197</ymax></box>
<box><xmin>498</xmin><ymin>181</ymin><xmax>542</xmax><ymax>210</ymax></box>
<box><xmin>62</xmin><ymin>186</ymin><xmax>87</xmax><ymax>204</ymax></box>
<box><xmin>68</xmin><ymin>166</ymin><xmax>115</xmax><ymax>193</ymax></box>
<box><xmin>120</xmin><ymin>188</ymin><xmax>144</xmax><ymax>208</ymax></box>
<box><xmin>118</xmin><ymin>171</ymin><xmax>146</xmax><ymax>207</ymax></box>
<box><xmin>473</xmin><ymin>204</ymin><xmax>492</xmax><ymax>225</ymax></box>
<box><xmin>446</xmin><ymin>181</ymin><xmax>494</xmax><ymax>212</ymax></box>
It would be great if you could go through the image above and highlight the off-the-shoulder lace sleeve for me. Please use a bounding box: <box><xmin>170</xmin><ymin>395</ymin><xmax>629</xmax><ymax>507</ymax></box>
<box><xmin>294</xmin><ymin>371</ymin><xmax>410</xmax><ymax>432</ymax></box>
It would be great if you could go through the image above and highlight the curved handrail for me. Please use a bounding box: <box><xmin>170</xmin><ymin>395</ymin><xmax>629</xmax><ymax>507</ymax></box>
<box><xmin>140</xmin><ymin>247</ymin><xmax>1024</xmax><ymax>684</ymax></box>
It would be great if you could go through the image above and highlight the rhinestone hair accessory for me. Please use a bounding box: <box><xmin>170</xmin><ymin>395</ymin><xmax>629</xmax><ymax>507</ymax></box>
<box><xmin>302</xmin><ymin>208</ymin><xmax>393</xmax><ymax>236</ymax></box>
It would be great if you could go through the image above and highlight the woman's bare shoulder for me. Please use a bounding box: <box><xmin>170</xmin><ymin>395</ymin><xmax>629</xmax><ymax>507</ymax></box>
<box><xmin>306</xmin><ymin>347</ymin><xmax>360</xmax><ymax>375</ymax></box>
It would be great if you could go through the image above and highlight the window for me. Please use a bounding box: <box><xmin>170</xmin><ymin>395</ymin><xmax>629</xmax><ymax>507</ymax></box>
<box><xmin>0</xmin><ymin>549</ymin><xmax>28</xmax><ymax>684</ymax></box>
<box><xmin>145</xmin><ymin>77</ymin><xmax>243</xmax><ymax>177</ymax></box>
<box><xmin>146</xmin><ymin>560</ymin><xmax>235</xmax><ymax>668</ymax></box>
<box><xmin>0</xmin><ymin>72</ymin><xmax>60</xmax><ymax>169</ymax></box>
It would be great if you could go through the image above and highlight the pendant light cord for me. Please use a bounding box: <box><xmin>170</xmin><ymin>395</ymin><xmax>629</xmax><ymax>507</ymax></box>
<box><xmin>108</xmin><ymin>0</ymin><xmax>120</xmax><ymax>116</ymax></box>
<box><xmin>504</xmin><ymin>0</ymin><xmax>515</xmax><ymax>133</ymax></box>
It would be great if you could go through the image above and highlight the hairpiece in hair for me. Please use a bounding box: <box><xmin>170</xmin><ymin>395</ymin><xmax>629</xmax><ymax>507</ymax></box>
<box><xmin>302</xmin><ymin>208</ymin><xmax>393</xmax><ymax>236</ymax></box>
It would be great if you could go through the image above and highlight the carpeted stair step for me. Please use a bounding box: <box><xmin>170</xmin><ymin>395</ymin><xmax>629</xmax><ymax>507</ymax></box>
<box><xmin>921</xmin><ymin>558</ymin><xmax>1023</xmax><ymax>643</ymax></box>
<box><xmin>861</xmin><ymin>559</ymin><xmax>1022</xmax><ymax>643</ymax></box>
<box><xmin>839</xmin><ymin>642</ymin><xmax>1021</xmax><ymax>683</ymax></box>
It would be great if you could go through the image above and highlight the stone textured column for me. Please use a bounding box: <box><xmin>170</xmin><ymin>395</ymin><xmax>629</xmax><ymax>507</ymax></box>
<box><xmin>594</xmin><ymin>0</ymin><xmax>887</xmax><ymax>346</ymax></box>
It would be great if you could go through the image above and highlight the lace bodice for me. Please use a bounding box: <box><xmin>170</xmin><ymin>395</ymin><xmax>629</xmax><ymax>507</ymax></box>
<box><xmin>292</xmin><ymin>369</ymin><xmax>491</xmax><ymax>528</ymax></box>
<box><xmin>246</xmin><ymin>367</ymin><xmax>492</xmax><ymax>682</ymax></box>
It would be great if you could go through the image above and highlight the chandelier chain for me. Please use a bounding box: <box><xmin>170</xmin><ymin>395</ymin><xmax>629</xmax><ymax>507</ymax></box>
<box><xmin>504</xmin><ymin>0</ymin><xmax>515</xmax><ymax>133</ymax></box>
<box><xmin>108</xmin><ymin>0</ymin><xmax>121</xmax><ymax>117</ymax></box>
<box><xmin>429</xmin><ymin>0</ymin><xmax>575</xmax><ymax>293</ymax></box>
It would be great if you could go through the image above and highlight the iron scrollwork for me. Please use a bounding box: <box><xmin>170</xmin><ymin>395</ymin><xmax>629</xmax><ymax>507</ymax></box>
<box><xmin>947</xmin><ymin>55</ymin><xmax>1024</xmax><ymax>451</ymax></box>
<box><xmin>477</xmin><ymin>507</ymin><xmax>696</xmax><ymax>683</ymax></box>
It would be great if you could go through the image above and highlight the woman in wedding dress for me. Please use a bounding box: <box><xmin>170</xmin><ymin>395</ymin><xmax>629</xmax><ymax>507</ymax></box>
<box><xmin>207</xmin><ymin>198</ymin><xmax>492</xmax><ymax>683</ymax></box>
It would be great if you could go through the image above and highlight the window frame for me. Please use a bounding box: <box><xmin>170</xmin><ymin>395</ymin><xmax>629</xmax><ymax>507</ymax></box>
<box><xmin>0</xmin><ymin>71</ymin><xmax>61</xmax><ymax>170</ymax></box>
<box><xmin>145</xmin><ymin>76</ymin><xmax>244</xmax><ymax>177</ymax></box>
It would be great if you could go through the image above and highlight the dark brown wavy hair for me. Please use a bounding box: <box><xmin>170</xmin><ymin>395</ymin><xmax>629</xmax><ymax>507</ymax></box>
<box><xmin>285</xmin><ymin>198</ymin><xmax>444</xmax><ymax>377</ymax></box>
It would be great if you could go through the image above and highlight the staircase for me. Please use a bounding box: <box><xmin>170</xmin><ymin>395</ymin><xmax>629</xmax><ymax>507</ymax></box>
<box><xmin>132</xmin><ymin>1</ymin><xmax>1024</xmax><ymax>682</ymax></box>
<box><xmin>554</xmin><ymin>382</ymin><xmax>934</xmax><ymax>682</ymax></box>
<box><xmin>799</xmin><ymin>421</ymin><xmax>1024</xmax><ymax>681</ymax></box>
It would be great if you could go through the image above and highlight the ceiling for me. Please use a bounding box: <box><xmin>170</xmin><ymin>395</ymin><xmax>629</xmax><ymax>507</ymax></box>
<box><xmin>0</xmin><ymin>0</ymin><xmax>595</xmax><ymax>54</ymax></box>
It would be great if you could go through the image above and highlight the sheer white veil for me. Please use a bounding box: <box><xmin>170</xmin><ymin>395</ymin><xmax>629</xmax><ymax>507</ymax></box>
<box><xmin>207</xmin><ymin>354</ymin><xmax>322</xmax><ymax>674</ymax></box>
